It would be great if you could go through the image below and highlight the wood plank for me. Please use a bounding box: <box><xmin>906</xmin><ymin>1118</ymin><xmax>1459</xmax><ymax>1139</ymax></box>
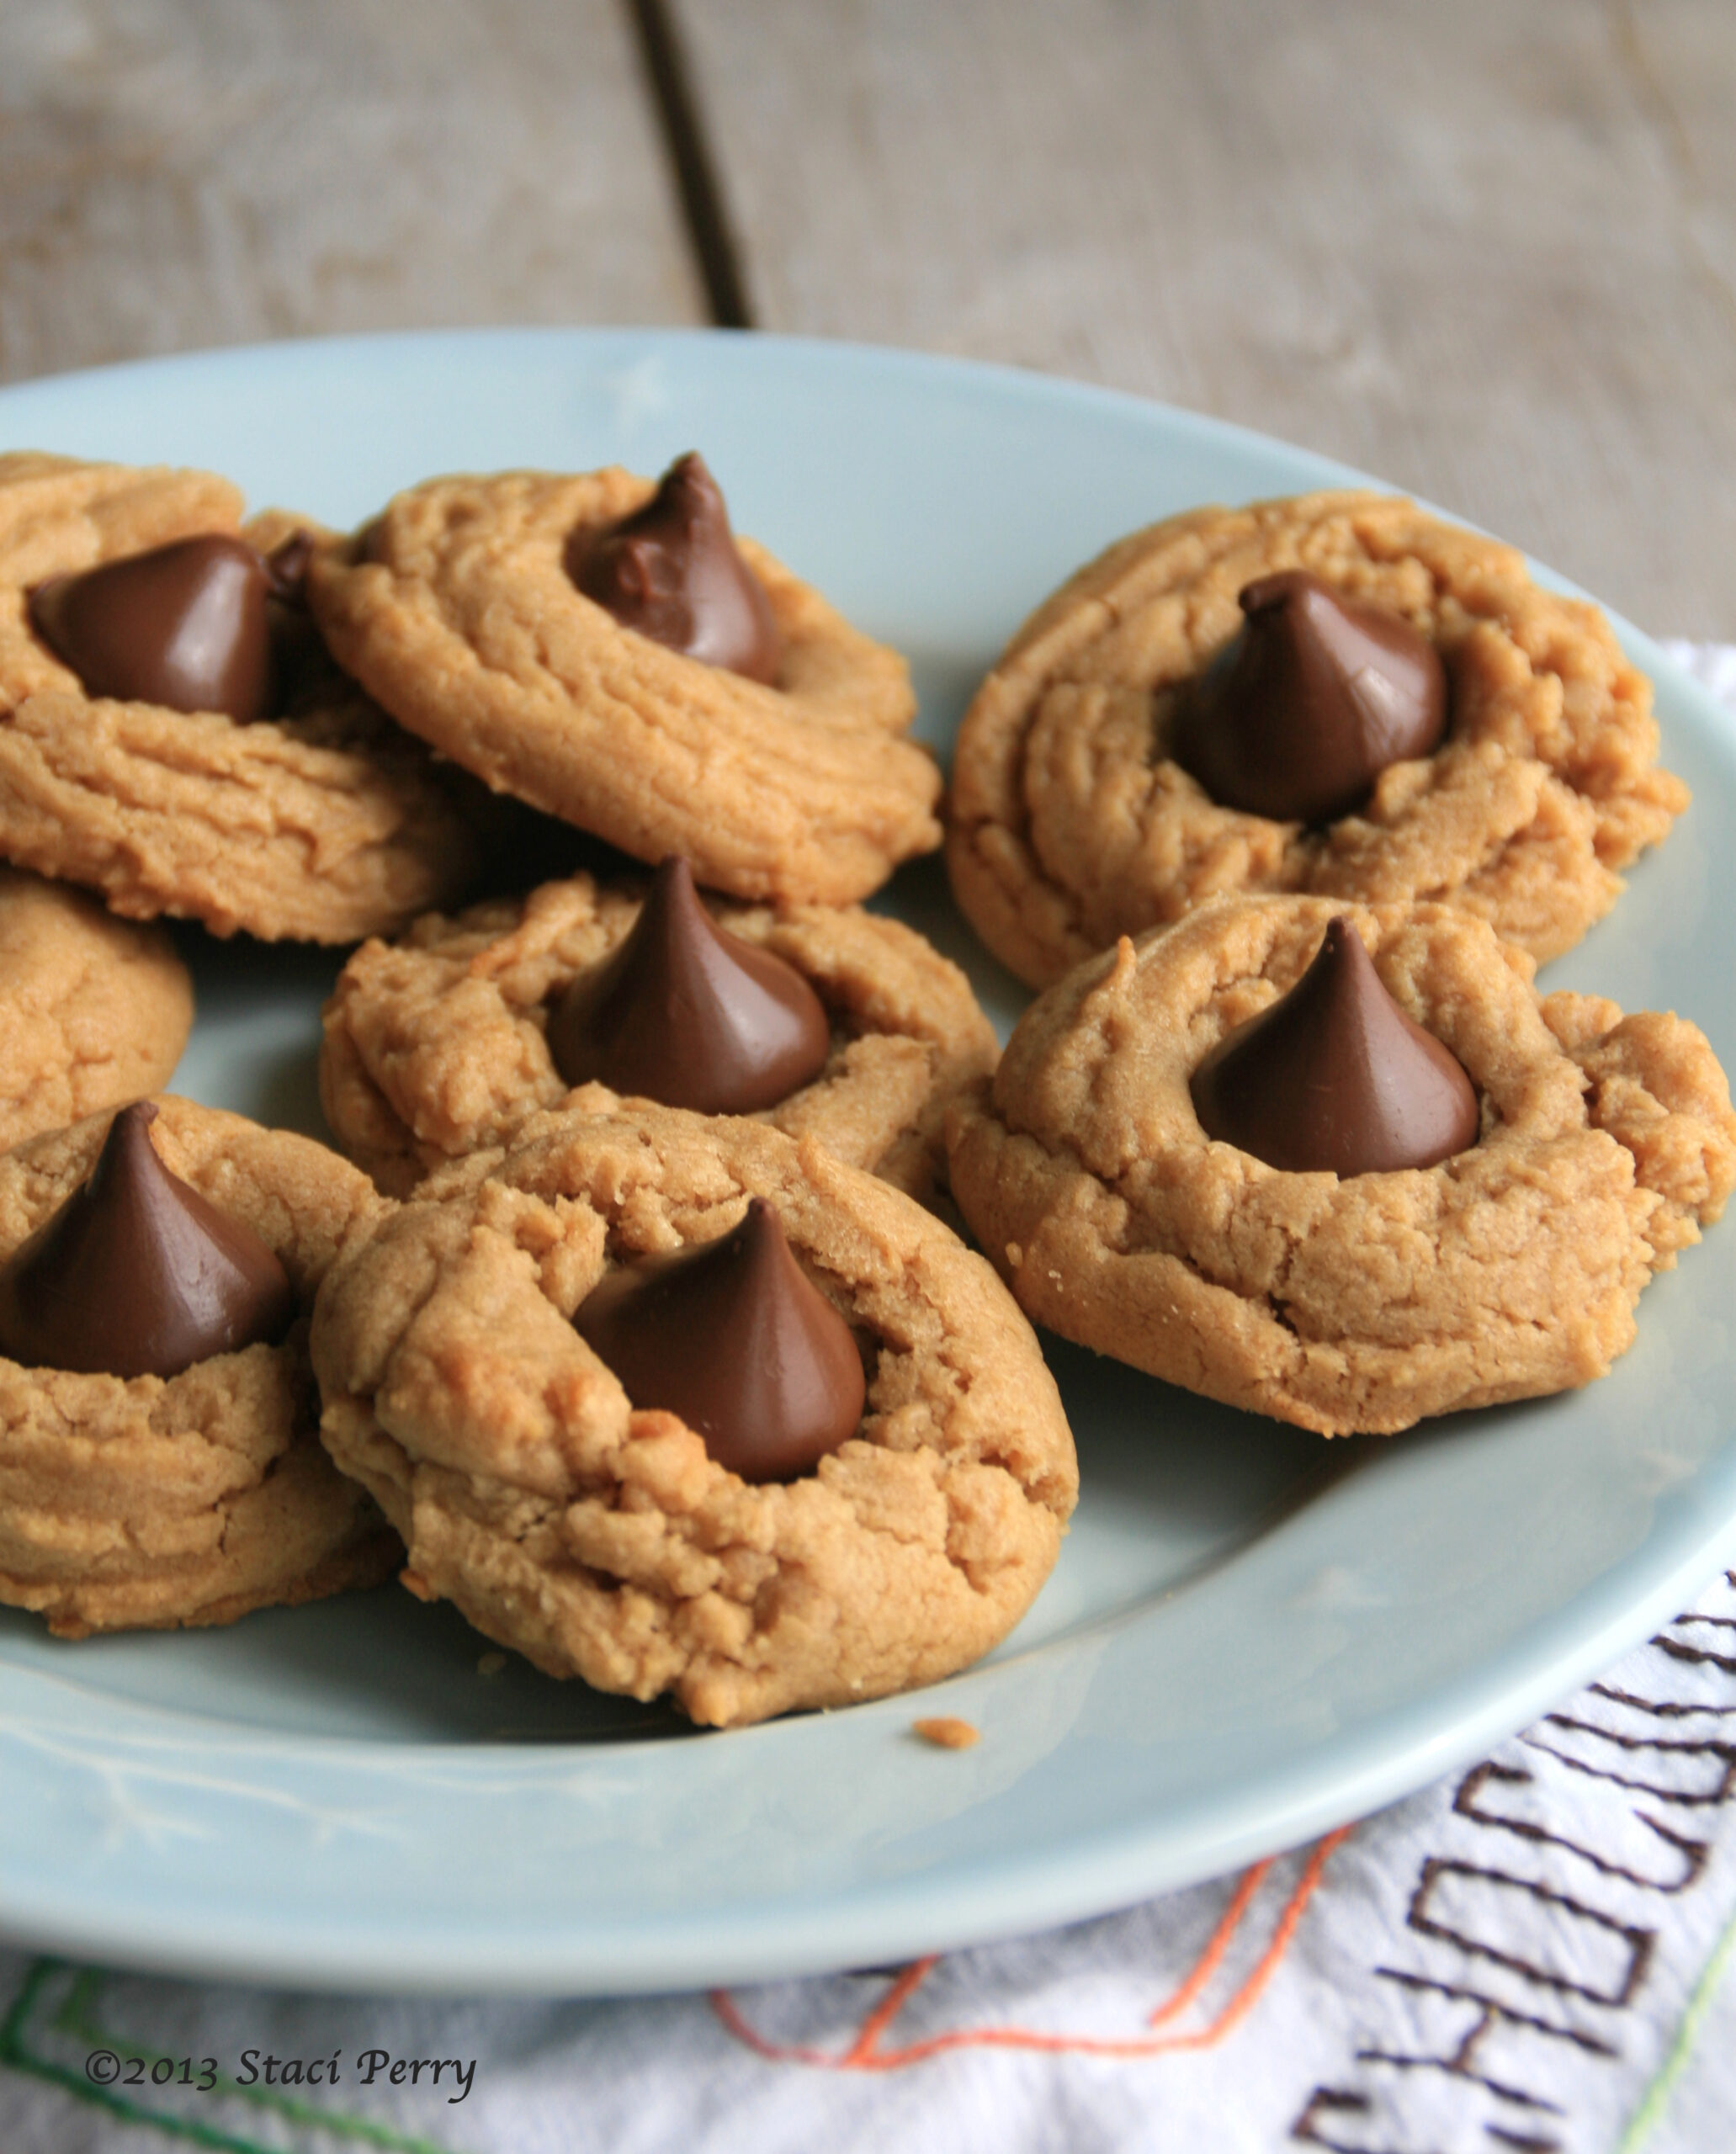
<box><xmin>677</xmin><ymin>0</ymin><xmax>1736</xmax><ymax>636</ymax></box>
<box><xmin>0</xmin><ymin>0</ymin><xmax>704</xmax><ymax>385</ymax></box>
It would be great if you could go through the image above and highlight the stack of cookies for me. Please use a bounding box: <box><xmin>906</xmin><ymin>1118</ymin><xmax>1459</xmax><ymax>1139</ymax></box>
<box><xmin>942</xmin><ymin>491</ymin><xmax>1736</xmax><ymax>1435</ymax></box>
<box><xmin>0</xmin><ymin>444</ymin><xmax>1074</xmax><ymax>1727</ymax></box>
<box><xmin>0</xmin><ymin>448</ymin><xmax>472</xmax><ymax>1649</ymax></box>
<box><xmin>0</xmin><ymin>447</ymin><xmax>1728</xmax><ymax>1728</ymax></box>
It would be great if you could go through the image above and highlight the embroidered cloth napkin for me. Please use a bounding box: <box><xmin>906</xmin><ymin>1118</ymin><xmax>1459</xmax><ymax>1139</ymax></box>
<box><xmin>2</xmin><ymin>645</ymin><xmax>1733</xmax><ymax>2154</ymax></box>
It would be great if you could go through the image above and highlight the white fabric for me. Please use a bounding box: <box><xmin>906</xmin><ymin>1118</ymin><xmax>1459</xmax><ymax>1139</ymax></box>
<box><xmin>2</xmin><ymin>647</ymin><xmax>1733</xmax><ymax>2154</ymax></box>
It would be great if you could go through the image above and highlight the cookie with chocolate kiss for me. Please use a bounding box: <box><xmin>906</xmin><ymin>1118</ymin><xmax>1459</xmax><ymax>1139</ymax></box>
<box><xmin>305</xmin><ymin>461</ymin><xmax>938</xmax><ymax>907</ymax></box>
<box><xmin>0</xmin><ymin>454</ymin><xmax>482</xmax><ymax>942</ymax></box>
<box><xmin>0</xmin><ymin>1096</ymin><xmax>399</xmax><ymax>1637</ymax></box>
<box><xmin>1191</xmin><ymin>915</ymin><xmax>1479</xmax><ymax>1176</ymax></box>
<box><xmin>310</xmin><ymin>1102</ymin><xmax>1077</xmax><ymax>1726</ymax></box>
<box><xmin>575</xmin><ymin>1197</ymin><xmax>865</xmax><ymax>1481</ymax></box>
<box><xmin>570</xmin><ymin>453</ymin><xmax>781</xmax><ymax>684</ymax></box>
<box><xmin>946</xmin><ymin>894</ymin><xmax>1736</xmax><ymax>1435</ymax></box>
<box><xmin>547</xmin><ymin>856</ymin><xmax>831</xmax><ymax>1114</ymax></box>
<box><xmin>946</xmin><ymin>491</ymin><xmax>1687</xmax><ymax>987</ymax></box>
<box><xmin>318</xmin><ymin>864</ymin><xmax>996</xmax><ymax>1209</ymax></box>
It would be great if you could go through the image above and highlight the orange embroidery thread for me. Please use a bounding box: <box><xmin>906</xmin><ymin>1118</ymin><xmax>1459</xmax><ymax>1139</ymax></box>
<box><xmin>710</xmin><ymin>1826</ymin><xmax>1351</xmax><ymax>2071</ymax></box>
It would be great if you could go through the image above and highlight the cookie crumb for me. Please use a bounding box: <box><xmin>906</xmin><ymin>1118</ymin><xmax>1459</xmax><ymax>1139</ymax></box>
<box><xmin>913</xmin><ymin>1716</ymin><xmax>979</xmax><ymax>1750</ymax></box>
<box><xmin>1005</xmin><ymin>1241</ymin><xmax>1022</xmax><ymax>1268</ymax></box>
<box><xmin>476</xmin><ymin>1651</ymin><xmax>507</xmax><ymax>1678</ymax></box>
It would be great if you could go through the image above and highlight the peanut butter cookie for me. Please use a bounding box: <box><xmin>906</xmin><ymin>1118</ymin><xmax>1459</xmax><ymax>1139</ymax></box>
<box><xmin>0</xmin><ymin>454</ymin><xmax>480</xmax><ymax>942</ymax></box>
<box><xmin>311</xmin><ymin>1102</ymin><xmax>1076</xmax><ymax>1727</ymax></box>
<box><xmin>0</xmin><ymin>1096</ymin><xmax>399</xmax><ymax>1637</ymax></box>
<box><xmin>948</xmin><ymin>491</ymin><xmax>1688</xmax><ymax>986</ymax></box>
<box><xmin>319</xmin><ymin>862</ymin><xmax>997</xmax><ymax>1207</ymax></box>
<box><xmin>305</xmin><ymin>465</ymin><xmax>942</xmax><ymax>905</ymax></box>
<box><xmin>0</xmin><ymin>867</ymin><xmax>192</xmax><ymax>1152</ymax></box>
<box><xmin>946</xmin><ymin>896</ymin><xmax>1736</xmax><ymax>1436</ymax></box>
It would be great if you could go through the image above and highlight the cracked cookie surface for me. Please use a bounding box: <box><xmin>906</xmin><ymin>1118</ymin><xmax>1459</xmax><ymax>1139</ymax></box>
<box><xmin>306</xmin><ymin>468</ymin><xmax>942</xmax><ymax>905</ymax></box>
<box><xmin>318</xmin><ymin>867</ymin><xmax>997</xmax><ymax>1207</ymax></box>
<box><xmin>0</xmin><ymin>867</ymin><xmax>193</xmax><ymax>1152</ymax></box>
<box><xmin>946</xmin><ymin>895</ymin><xmax>1736</xmax><ymax>1435</ymax></box>
<box><xmin>0</xmin><ymin>454</ymin><xmax>481</xmax><ymax>942</ymax></box>
<box><xmin>311</xmin><ymin>1101</ymin><xmax>1077</xmax><ymax>1727</ymax></box>
<box><xmin>947</xmin><ymin>491</ymin><xmax>1688</xmax><ymax>987</ymax></box>
<box><xmin>0</xmin><ymin>1096</ymin><xmax>400</xmax><ymax>1636</ymax></box>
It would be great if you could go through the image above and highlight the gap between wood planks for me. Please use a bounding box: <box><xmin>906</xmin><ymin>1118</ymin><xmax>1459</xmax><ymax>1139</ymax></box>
<box><xmin>626</xmin><ymin>0</ymin><xmax>755</xmax><ymax>328</ymax></box>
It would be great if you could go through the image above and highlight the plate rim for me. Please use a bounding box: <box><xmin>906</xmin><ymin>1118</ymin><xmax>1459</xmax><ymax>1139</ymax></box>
<box><xmin>1</xmin><ymin>324</ymin><xmax>1733</xmax><ymax>1996</ymax></box>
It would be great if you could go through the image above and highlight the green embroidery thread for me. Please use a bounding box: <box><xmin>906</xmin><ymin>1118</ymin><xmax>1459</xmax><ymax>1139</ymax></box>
<box><xmin>2</xmin><ymin>1958</ymin><xmax>269</xmax><ymax>2154</ymax></box>
<box><xmin>1617</xmin><ymin>1899</ymin><xmax>1736</xmax><ymax>2154</ymax></box>
<box><xmin>3</xmin><ymin>1957</ymin><xmax>470</xmax><ymax>2154</ymax></box>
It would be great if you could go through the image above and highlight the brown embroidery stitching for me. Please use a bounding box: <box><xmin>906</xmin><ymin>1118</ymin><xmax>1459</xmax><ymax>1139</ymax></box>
<box><xmin>1351</xmin><ymin>2049</ymin><xmax>1563</xmax><ymax>2113</ymax></box>
<box><xmin>1293</xmin><ymin>2083</ymin><xmax>1564</xmax><ymax>2154</ymax></box>
<box><xmin>1588</xmin><ymin>1682</ymin><xmax>1736</xmax><ymax>1719</ymax></box>
<box><xmin>1518</xmin><ymin>1729</ymin><xmax>1735</xmax><ymax>1806</ymax></box>
<box><xmin>1292</xmin><ymin>2087</ymin><xmax>1380</xmax><ymax>2153</ymax></box>
<box><xmin>1658</xmin><ymin>1635</ymin><xmax>1736</xmax><ymax>1676</ymax></box>
<box><xmin>1540</xmin><ymin>1712</ymin><xmax>1735</xmax><ymax>1754</ymax></box>
<box><xmin>1456</xmin><ymin>1762</ymin><xmax>1710</xmax><ymax>1891</ymax></box>
<box><xmin>1293</xmin><ymin>1592</ymin><xmax>1736</xmax><ymax>2146</ymax></box>
<box><xmin>1408</xmin><ymin>1859</ymin><xmax>1655</xmax><ymax>2004</ymax></box>
<box><xmin>1340</xmin><ymin>1966</ymin><xmax>1595</xmax><ymax>2135</ymax></box>
<box><xmin>1373</xmin><ymin>1968</ymin><xmax>1616</xmax><ymax>2057</ymax></box>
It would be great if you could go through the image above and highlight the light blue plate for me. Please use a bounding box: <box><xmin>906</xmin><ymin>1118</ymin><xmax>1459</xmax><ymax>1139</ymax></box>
<box><xmin>0</xmin><ymin>330</ymin><xmax>1731</xmax><ymax>1996</ymax></box>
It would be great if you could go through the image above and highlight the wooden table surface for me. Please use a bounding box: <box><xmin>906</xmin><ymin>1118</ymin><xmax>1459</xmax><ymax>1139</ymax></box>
<box><xmin>2</xmin><ymin>0</ymin><xmax>1731</xmax><ymax>634</ymax></box>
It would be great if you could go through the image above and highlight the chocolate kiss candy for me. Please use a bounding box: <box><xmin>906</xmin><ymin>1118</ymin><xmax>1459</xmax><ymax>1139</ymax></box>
<box><xmin>28</xmin><ymin>533</ymin><xmax>276</xmax><ymax>722</ymax></box>
<box><xmin>1171</xmin><ymin>570</ymin><xmax>1448</xmax><ymax>825</ymax></box>
<box><xmin>1190</xmin><ymin>916</ymin><xmax>1479</xmax><ymax>1176</ymax></box>
<box><xmin>570</xmin><ymin>451</ymin><xmax>783</xmax><ymax>683</ymax></box>
<box><xmin>262</xmin><ymin>528</ymin><xmax>315</xmax><ymax>606</ymax></box>
<box><xmin>0</xmin><ymin>1102</ymin><xmax>296</xmax><ymax>1380</ymax></box>
<box><xmin>575</xmin><ymin>1197</ymin><xmax>867</xmax><ymax>1482</ymax></box>
<box><xmin>547</xmin><ymin>856</ymin><xmax>831</xmax><ymax>1112</ymax></box>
